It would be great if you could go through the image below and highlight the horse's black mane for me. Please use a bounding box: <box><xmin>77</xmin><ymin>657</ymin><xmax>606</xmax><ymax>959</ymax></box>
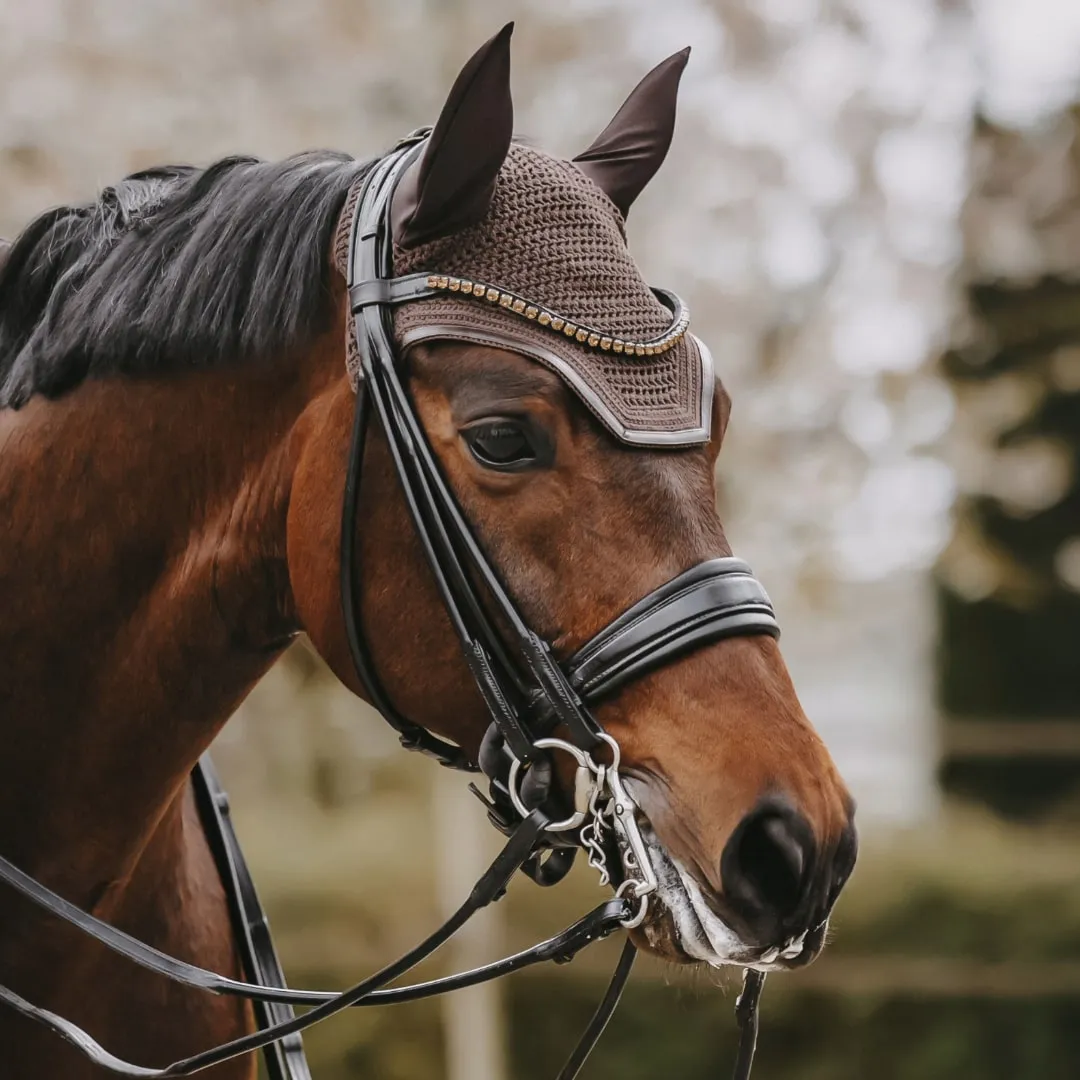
<box><xmin>0</xmin><ymin>151</ymin><xmax>373</xmax><ymax>409</ymax></box>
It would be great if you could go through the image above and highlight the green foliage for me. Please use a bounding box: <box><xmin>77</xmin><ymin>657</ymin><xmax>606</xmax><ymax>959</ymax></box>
<box><xmin>835</xmin><ymin>882</ymin><xmax>1080</xmax><ymax>962</ymax></box>
<box><xmin>511</xmin><ymin>982</ymin><xmax>1080</xmax><ymax>1080</ymax></box>
<box><xmin>939</xmin><ymin>269</ymin><xmax>1080</xmax><ymax>817</ymax></box>
<box><xmin>263</xmin><ymin>852</ymin><xmax>1080</xmax><ymax>1080</ymax></box>
<box><xmin>268</xmin><ymin>975</ymin><xmax>1080</xmax><ymax>1080</ymax></box>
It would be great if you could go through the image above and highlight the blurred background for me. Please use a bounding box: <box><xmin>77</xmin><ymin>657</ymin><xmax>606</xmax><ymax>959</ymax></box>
<box><xmin>3</xmin><ymin>0</ymin><xmax>1080</xmax><ymax>1076</ymax></box>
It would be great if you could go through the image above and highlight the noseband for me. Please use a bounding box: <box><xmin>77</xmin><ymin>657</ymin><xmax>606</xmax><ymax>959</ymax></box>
<box><xmin>0</xmin><ymin>134</ymin><xmax>778</xmax><ymax>1080</ymax></box>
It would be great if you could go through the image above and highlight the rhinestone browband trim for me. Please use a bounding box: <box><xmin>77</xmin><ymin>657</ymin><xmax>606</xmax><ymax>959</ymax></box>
<box><xmin>422</xmin><ymin>274</ymin><xmax>690</xmax><ymax>356</ymax></box>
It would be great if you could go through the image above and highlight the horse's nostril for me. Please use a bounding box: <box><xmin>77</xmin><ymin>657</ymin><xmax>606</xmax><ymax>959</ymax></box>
<box><xmin>758</xmin><ymin>815</ymin><xmax>806</xmax><ymax>898</ymax></box>
<box><xmin>721</xmin><ymin>803</ymin><xmax>814</xmax><ymax>926</ymax></box>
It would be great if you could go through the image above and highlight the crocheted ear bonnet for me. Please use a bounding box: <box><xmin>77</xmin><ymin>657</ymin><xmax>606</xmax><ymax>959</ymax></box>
<box><xmin>338</xmin><ymin>24</ymin><xmax>713</xmax><ymax>447</ymax></box>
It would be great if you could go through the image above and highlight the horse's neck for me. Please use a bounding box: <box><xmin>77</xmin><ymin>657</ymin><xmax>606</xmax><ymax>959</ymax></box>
<box><xmin>0</xmin><ymin>359</ymin><xmax>326</xmax><ymax>901</ymax></box>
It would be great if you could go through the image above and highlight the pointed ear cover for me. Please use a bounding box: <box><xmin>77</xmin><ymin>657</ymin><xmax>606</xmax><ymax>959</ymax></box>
<box><xmin>391</xmin><ymin>23</ymin><xmax>515</xmax><ymax>249</ymax></box>
<box><xmin>573</xmin><ymin>47</ymin><xmax>689</xmax><ymax>218</ymax></box>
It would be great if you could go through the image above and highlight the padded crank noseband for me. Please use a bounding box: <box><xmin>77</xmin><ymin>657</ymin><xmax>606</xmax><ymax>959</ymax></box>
<box><xmin>565</xmin><ymin>558</ymin><xmax>777</xmax><ymax>705</ymax></box>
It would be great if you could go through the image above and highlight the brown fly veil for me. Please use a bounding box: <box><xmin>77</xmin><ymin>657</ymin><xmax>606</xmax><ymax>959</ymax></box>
<box><xmin>337</xmin><ymin>26</ymin><xmax>712</xmax><ymax>446</ymax></box>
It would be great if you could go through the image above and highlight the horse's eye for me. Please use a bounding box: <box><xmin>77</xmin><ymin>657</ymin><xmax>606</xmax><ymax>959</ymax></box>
<box><xmin>462</xmin><ymin>418</ymin><xmax>539</xmax><ymax>471</ymax></box>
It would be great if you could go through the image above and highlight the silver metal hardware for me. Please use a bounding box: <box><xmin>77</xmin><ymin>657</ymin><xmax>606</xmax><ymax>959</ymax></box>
<box><xmin>506</xmin><ymin>732</ymin><xmax>658</xmax><ymax>928</ymax></box>
<box><xmin>593</xmin><ymin>734</ymin><xmax>659</xmax><ymax>927</ymax></box>
<box><xmin>507</xmin><ymin>738</ymin><xmax>596</xmax><ymax>833</ymax></box>
<box><xmin>615</xmin><ymin>881</ymin><xmax>650</xmax><ymax>929</ymax></box>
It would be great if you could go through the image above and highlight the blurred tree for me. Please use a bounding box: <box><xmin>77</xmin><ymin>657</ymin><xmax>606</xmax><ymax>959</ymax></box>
<box><xmin>939</xmin><ymin>107</ymin><xmax>1080</xmax><ymax>819</ymax></box>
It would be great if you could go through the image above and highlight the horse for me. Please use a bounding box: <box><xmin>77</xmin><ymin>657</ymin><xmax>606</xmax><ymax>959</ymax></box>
<box><xmin>0</xmin><ymin>24</ymin><xmax>856</xmax><ymax>1079</ymax></box>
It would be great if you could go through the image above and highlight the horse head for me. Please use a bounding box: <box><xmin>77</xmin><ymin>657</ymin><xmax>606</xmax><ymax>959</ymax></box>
<box><xmin>289</xmin><ymin>25</ymin><xmax>856</xmax><ymax>970</ymax></box>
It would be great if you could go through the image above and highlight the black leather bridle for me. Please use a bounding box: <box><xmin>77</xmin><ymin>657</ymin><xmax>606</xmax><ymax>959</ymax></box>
<box><xmin>0</xmin><ymin>133</ymin><xmax>779</xmax><ymax>1079</ymax></box>
<box><xmin>340</xmin><ymin>133</ymin><xmax>778</xmax><ymax>793</ymax></box>
<box><xmin>343</xmin><ymin>132</ymin><xmax>780</xmax><ymax>1075</ymax></box>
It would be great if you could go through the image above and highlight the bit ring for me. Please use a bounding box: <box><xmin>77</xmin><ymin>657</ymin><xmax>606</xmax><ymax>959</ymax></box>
<box><xmin>507</xmin><ymin>738</ymin><xmax>596</xmax><ymax>833</ymax></box>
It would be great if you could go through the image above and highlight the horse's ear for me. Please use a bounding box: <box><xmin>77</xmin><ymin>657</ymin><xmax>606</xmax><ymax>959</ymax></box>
<box><xmin>392</xmin><ymin>23</ymin><xmax>515</xmax><ymax>249</ymax></box>
<box><xmin>573</xmin><ymin>48</ymin><xmax>690</xmax><ymax>219</ymax></box>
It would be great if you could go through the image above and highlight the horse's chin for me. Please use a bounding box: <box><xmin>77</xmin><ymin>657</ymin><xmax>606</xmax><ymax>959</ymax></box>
<box><xmin>628</xmin><ymin>821</ymin><xmax>827</xmax><ymax>971</ymax></box>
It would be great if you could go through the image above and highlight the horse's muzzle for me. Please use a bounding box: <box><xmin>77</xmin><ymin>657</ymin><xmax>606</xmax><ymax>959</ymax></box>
<box><xmin>718</xmin><ymin>798</ymin><xmax>858</xmax><ymax>954</ymax></box>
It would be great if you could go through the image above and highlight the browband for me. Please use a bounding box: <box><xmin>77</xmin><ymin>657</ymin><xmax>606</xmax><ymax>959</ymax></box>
<box><xmin>349</xmin><ymin>272</ymin><xmax>690</xmax><ymax>357</ymax></box>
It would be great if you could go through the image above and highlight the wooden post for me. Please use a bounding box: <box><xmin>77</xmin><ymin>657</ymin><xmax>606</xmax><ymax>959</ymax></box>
<box><xmin>433</xmin><ymin>767</ymin><xmax>507</xmax><ymax>1080</ymax></box>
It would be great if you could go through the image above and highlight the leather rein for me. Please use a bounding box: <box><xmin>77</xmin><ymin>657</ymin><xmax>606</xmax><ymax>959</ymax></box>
<box><xmin>0</xmin><ymin>133</ymin><xmax>778</xmax><ymax>1078</ymax></box>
